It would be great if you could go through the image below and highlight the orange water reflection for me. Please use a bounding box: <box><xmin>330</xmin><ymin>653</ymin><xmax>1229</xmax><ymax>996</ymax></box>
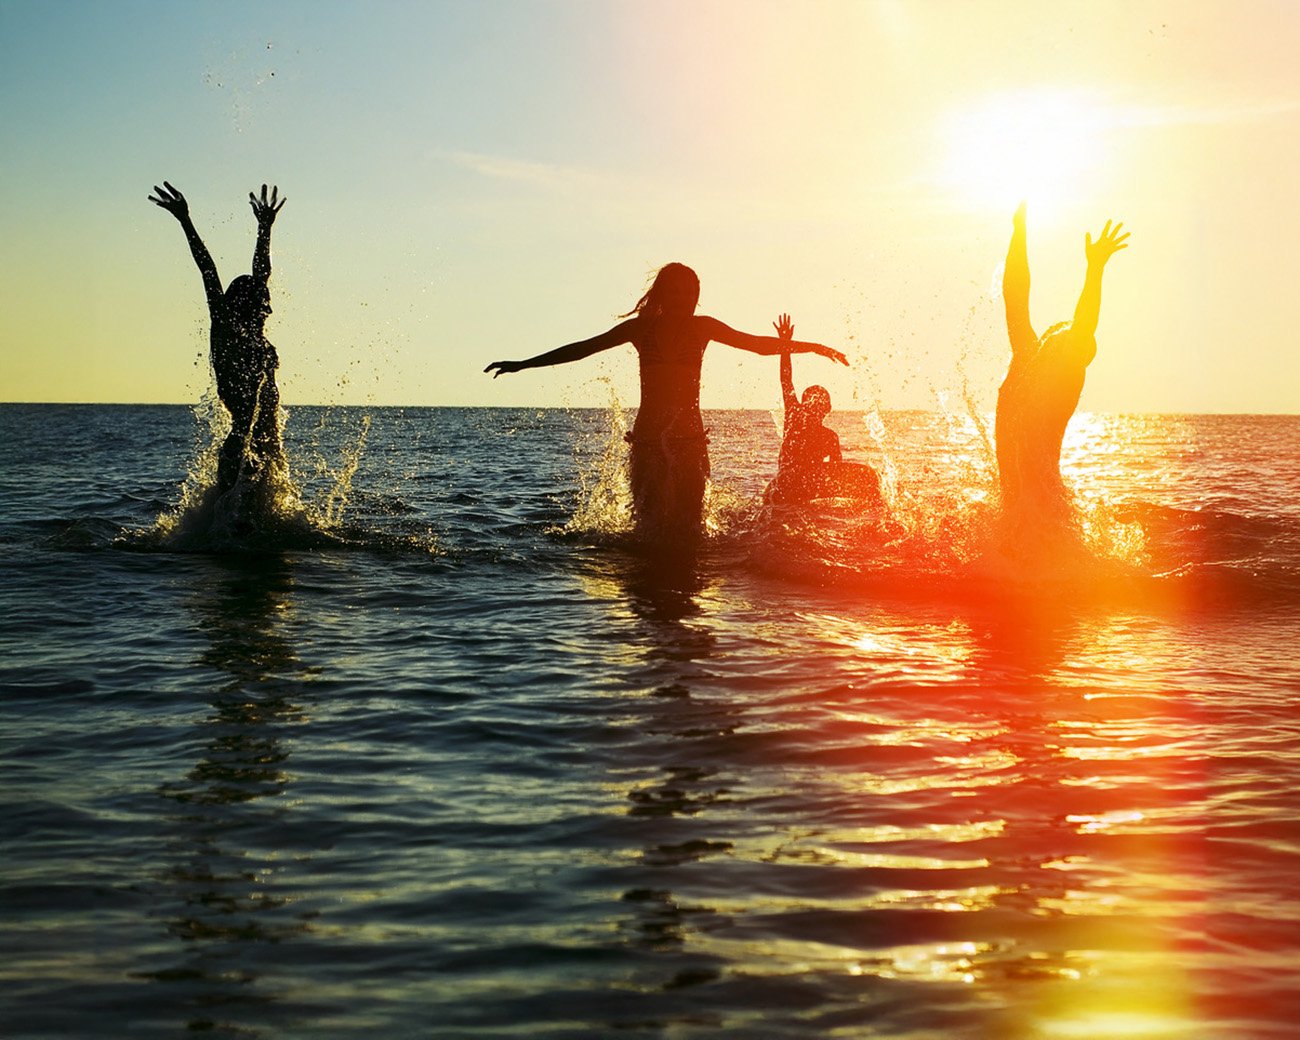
<box><xmin>782</xmin><ymin>601</ymin><xmax>1207</xmax><ymax>1037</ymax></box>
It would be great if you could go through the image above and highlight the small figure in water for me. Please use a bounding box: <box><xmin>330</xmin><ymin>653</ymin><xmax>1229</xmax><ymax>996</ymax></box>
<box><xmin>997</xmin><ymin>203</ymin><xmax>1128</xmax><ymax>523</ymax></box>
<box><xmin>485</xmin><ymin>264</ymin><xmax>847</xmax><ymax>547</ymax></box>
<box><xmin>766</xmin><ymin>314</ymin><xmax>881</xmax><ymax>506</ymax></box>
<box><xmin>149</xmin><ymin>181</ymin><xmax>287</xmax><ymax>494</ymax></box>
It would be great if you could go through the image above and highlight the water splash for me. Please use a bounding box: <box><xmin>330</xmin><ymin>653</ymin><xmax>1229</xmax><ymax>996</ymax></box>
<box><xmin>141</xmin><ymin>397</ymin><xmax>370</xmax><ymax>552</ymax></box>
<box><xmin>562</xmin><ymin>384</ymin><xmax>754</xmax><ymax>548</ymax></box>
<box><xmin>304</xmin><ymin>414</ymin><xmax>371</xmax><ymax>528</ymax></box>
<box><xmin>862</xmin><ymin>407</ymin><xmax>901</xmax><ymax>510</ymax></box>
<box><xmin>752</xmin><ymin>392</ymin><xmax>1157</xmax><ymax>599</ymax></box>
<box><xmin>564</xmin><ymin>384</ymin><xmax>634</xmax><ymax>539</ymax></box>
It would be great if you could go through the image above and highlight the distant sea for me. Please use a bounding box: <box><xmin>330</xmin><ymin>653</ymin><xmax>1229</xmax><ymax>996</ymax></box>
<box><xmin>2</xmin><ymin>403</ymin><xmax>1299</xmax><ymax>1038</ymax></box>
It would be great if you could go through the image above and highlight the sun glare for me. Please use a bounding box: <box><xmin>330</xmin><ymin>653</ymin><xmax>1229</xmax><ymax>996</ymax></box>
<box><xmin>938</xmin><ymin>89</ymin><xmax>1110</xmax><ymax>217</ymax></box>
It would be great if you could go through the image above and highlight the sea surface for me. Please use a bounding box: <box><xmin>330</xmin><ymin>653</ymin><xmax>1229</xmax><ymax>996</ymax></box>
<box><xmin>2</xmin><ymin>403</ymin><xmax>1299</xmax><ymax>1039</ymax></box>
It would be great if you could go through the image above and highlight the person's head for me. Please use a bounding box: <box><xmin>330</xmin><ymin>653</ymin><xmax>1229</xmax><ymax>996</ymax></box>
<box><xmin>224</xmin><ymin>275</ymin><xmax>272</xmax><ymax>330</ymax></box>
<box><xmin>801</xmin><ymin>384</ymin><xmax>831</xmax><ymax>421</ymax></box>
<box><xmin>629</xmin><ymin>263</ymin><xmax>700</xmax><ymax>320</ymax></box>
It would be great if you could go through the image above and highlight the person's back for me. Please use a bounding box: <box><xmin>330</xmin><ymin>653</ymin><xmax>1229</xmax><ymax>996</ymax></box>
<box><xmin>780</xmin><ymin>416</ymin><xmax>841</xmax><ymax>472</ymax></box>
<box><xmin>629</xmin><ymin>311</ymin><xmax>708</xmax><ymax>438</ymax></box>
<box><xmin>996</xmin><ymin>205</ymin><xmax>1127</xmax><ymax>519</ymax></box>
<box><xmin>774</xmin><ymin>393</ymin><xmax>841</xmax><ymax>501</ymax></box>
<box><xmin>997</xmin><ymin>324</ymin><xmax>1094</xmax><ymax>511</ymax></box>
<box><xmin>211</xmin><ymin>279</ymin><xmax>280</xmax><ymax>452</ymax></box>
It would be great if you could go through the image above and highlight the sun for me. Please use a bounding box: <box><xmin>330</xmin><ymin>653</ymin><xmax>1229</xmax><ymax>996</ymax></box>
<box><xmin>936</xmin><ymin>88</ymin><xmax>1111</xmax><ymax>217</ymax></box>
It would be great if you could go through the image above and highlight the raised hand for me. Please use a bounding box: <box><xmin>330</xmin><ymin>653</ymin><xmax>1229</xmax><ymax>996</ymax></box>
<box><xmin>1085</xmin><ymin>219</ymin><xmax>1129</xmax><ymax>267</ymax></box>
<box><xmin>148</xmin><ymin>181</ymin><xmax>189</xmax><ymax>220</ymax></box>
<box><xmin>249</xmin><ymin>183</ymin><xmax>285</xmax><ymax>227</ymax></box>
<box><xmin>484</xmin><ymin>360</ymin><xmax>523</xmax><ymax>378</ymax></box>
<box><xmin>773</xmin><ymin>313</ymin><xmax>794</xmax><ymax>340</ymax></box>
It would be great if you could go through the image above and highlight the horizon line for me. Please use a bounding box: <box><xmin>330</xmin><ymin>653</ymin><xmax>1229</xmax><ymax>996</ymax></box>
<box><xmin>2</xmin><ymin>401</ymin><xmax>1297</xmax><ymax>419</ymax></box>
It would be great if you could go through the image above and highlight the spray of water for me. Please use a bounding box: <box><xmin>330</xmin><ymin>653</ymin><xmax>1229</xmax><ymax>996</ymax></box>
<box><xmin>561</xmin><ymin>382</ymin><xmax>758</xmax><ymax>547</ymax></box>
<box><xmin>563</xmin><ymin>383</ymin><xmax>634</xmax><ymax>538</ymax></box>
<box><xmin>148</xmin><ymin>391</ymin><xmax>370</xmax><ymax>551</ymax></box>
<box><xmin>305</xmin><ymin>414</ymin><xmax>371</xmax><ymax>528</ymax></box>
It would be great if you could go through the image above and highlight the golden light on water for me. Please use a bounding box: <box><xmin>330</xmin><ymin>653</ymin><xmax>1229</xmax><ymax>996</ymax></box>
<box><xmin>1040</xmin><ymin>1011</ymin><xmax>1195</xmax><ymax>1038</ymax></box>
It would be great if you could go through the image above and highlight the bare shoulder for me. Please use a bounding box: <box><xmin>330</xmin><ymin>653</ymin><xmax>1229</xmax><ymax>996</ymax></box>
<box><xmin>693</xmin><ymin>314</ymin><xmax>736</xmax><ymax>343</ymax></box>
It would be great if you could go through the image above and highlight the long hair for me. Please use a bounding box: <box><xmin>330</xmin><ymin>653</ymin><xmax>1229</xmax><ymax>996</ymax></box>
<box><xmin>625</xmin><ymin>263</ymin><xmax>700</xmax><ymax>321</ymax></box>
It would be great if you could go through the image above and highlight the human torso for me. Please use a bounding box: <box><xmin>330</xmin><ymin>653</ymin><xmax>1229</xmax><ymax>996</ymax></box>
<box><xmin>1025</xmin><ymin>327</ymin><xmax>1092</xmax><ymax>460</ymax></box>
<box><xmin>210</xmin><ymin>306</ymin><xmax>279</xmax><ymax>432</ymax></box>
<box><xmin>630</xmin><ymin>314</ymin><xmax>707</xmax><ymax>439</ymax></box>
<box><xmin>773</xmin><ymin>411</ymin><xmax>841</xmax><ymax>500</ymax></box>
<box><xmin>780</xmin><ymin>415</ymin><xmax>839</xmax><ymax>470</ymax></box>
<box><xmin>996</xmin><ymin>325</ymin><xmax>1094</xmax><ymax>500</ymax></box>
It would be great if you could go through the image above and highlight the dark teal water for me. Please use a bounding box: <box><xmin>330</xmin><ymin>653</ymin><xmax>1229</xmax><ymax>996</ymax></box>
<box><xmin>1</xmin><ymin>404</ymin><xmax>1298</xmax><ymax>1038</ymax></box>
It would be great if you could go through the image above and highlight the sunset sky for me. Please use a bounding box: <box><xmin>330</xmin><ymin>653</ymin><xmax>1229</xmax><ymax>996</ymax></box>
<box><xmin>2</xmin><ymin>0</ymin><xmax>1297</xmax><ymax>413</ymax></box>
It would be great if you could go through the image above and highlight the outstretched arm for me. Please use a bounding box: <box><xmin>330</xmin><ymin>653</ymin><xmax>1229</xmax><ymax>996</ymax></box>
<box><xmin>1003</xmin><ymin>202</ymin><xmax>1036</xmax><ymax>358</ymax></box>
<box><xmin>1071</xmin><ymin>219</ymin><xmax>1129</xmax><ymax>341</ymax></box>
<box><xmin>249</xmin><ymin>184</ymin><xmax>285</xmax><ymax>288</ymax></box>
<box><xmin>149</xmin><ymin>182</ymin><xmax>222</xmax><ymax>309</ymax></box>
<box><xmin>701</xmin><ymin>315</ymin><xmax>848</xmax><ymax>366</ymax></box>
<box><xmin>773</xmin><ymin>313</ymin><xmax>798</xmax><ymax>411</ymax></box>
<box><xmin>484</xmin><ymin>319</ymin><xmax>638</xmax><ymax>377</ymax></box>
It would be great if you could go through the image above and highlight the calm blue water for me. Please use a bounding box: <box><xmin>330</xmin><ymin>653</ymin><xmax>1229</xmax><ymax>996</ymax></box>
<box><xmin>2</xmin><ymin>403</ymin><xmax>1299</xmax><ymax>1039</ymax></box>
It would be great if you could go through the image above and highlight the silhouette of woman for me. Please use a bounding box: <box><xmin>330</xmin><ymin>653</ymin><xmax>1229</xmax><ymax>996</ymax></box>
<box><xmin>997</xmin><ymin>204</ymin><xmax>1128</xmax><ymax>522</ymax></box>
<box><xmin>150</xmin><ymin>182</ymin><xmax>287</xmax><ymax>494</ymax></box>
<box><xmin>766</xmin><ymin>313</ymin><xmax>881</xmax><ymax>506</ymax></box>
<box><xmin>485</xmin><ymin>264</ymin><xmax>847</xmax><ymax>546</ymax></box>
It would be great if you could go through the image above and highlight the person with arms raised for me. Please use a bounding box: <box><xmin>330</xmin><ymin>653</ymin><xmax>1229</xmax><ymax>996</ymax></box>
<box><xmin>766</xmin><ymin>313</ymin><xmax>881</xmax><ymax>507</ymax></box>
<box><xmin>486</xmin><ymin>264</ymin><xmax>847</xmax><ymax>549</ymax></box>
<box><xmin>149</xmin><ymin>181</ymin><xmax>287</xmax><ymax>496</ymax></box>
<box><xmin>996</xmin><ymin>203</ymin><xmax>1128</xmax><ymax>526</ymax></box>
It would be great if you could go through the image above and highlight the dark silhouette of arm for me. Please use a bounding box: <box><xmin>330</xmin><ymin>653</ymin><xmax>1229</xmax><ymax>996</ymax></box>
<box><xmin>485</xmin><ymin>319</ymin><xmax>638</xmax><ymax>377</ymax></box>
<box><xmin>773</xmin><ymin>313</ymin><xmax>799</xmax><ymax>411</ymax></box>
<box><xmin>700</xmin><ymin>316</ymin><xmax>848</xmax><ymax>366</ymax></box>
<box><xmin>1003</xmin><ymin>202</ymin><xmax>1036</xmax><ymax>358</ymax></box>
<box><xmin>1071</xmin><ymin>219</ymin><xmax>1129</xmax><ymax>341</ymax></box>
<box><xmin>149</xmin><ymin>182</ymin><xmax>222</xmax><ymax>310</ymax></box>
<box><xmin>248</xmin><ymin>184</ymin><xmax>285</xmax><ymax>289</ymax></box>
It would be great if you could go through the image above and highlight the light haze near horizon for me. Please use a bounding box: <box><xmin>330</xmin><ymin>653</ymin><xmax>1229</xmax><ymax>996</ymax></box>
<box><xmin>2</xmin><ymin>0</ymin><xmax>1297</xmax><ymax>414</ymax></box>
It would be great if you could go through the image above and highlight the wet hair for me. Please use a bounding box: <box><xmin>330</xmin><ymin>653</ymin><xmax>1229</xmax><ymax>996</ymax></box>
<box><xmin>224</xmin><ymin>275</ymin><xmax>270</xmax><ymax>324</ymax></box>
<box><xmin>625</xmin><ymin>263</ymin><xmax>700</xmax><ymax>320</ymax></box>
<box><xmin>802</xmin><ymin>385</ymin><xmax>831</xmax><ymax>419</ymax></box>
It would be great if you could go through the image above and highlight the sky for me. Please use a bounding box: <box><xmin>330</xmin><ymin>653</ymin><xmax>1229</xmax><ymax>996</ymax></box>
<box><xmin>1</xmin><ymin>0</ymin><xmax>1297</xmax><ymax>413</ymax></box>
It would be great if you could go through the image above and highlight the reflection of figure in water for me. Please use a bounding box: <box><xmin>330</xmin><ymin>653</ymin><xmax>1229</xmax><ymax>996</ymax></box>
<box><xmin>149</xmin><ymin>182</ymin><xmax>287</xmax><ymax>494</ymax></box>
<box><xmin>153</xmin><ymin>557</ymin><xmax>308</xmax><ymax>1031</ymax></box>
<box><xmin>485</xmin><ymin>264</ymin><xmax>847</xmax><ymax>547</ymax></box>
<box><xmin>997</xmin><ymin>203</ymin><xmax>1128</xmax><ymax>522</ymax></box>
<box><xmin>766</xmin><ymin>313</ymin><xmax>880</xmax><ymax>506</ymax></box>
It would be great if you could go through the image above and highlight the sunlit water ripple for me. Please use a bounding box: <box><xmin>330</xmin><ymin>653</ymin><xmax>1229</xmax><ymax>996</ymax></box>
<box><xmin>1</xmin><ymin>404</ymin><xmax>1298</xmax><ymax>1039</ymax></box>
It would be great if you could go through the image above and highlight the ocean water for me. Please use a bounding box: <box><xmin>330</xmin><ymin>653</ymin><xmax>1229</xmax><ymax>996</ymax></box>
<box><xmin>1</xmin><ymin>402</ymin><xmax>1299</xmax><ymax>1039</ymax></box>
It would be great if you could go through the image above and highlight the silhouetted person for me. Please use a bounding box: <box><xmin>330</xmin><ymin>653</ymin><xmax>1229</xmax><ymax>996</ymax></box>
<box><xmin>996</xmin><ymin>204</ymin><xmax>1128</xmax><ymax>522</ymax></box>
<box><xmin>150</xmin><ymin>182</ymin><xmax>287</xmax><ymax>494</ymax></box>
<box><xmin>766</xmin><ymin>313</ymin><xmax>881</xmax><ymax>506</ymax></box>
<box><xmin>485</xmin><ymin>264</ymin><xmax>847</xmax><ymax>547</ymax></box>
